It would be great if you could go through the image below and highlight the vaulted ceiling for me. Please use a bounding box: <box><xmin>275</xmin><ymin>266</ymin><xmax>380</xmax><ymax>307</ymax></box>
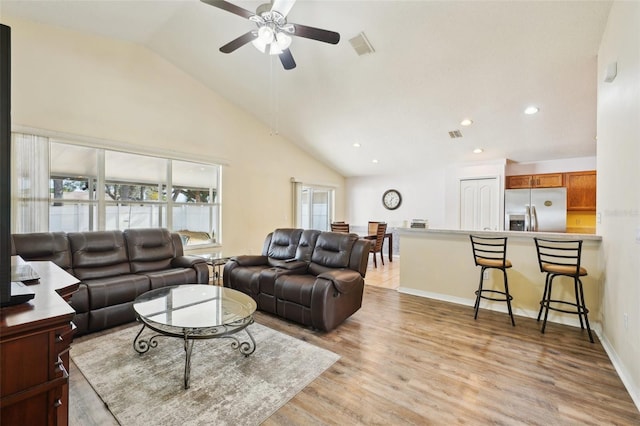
<box><xmin>1</xmin><ymin>0</ymin><xmax>612</xmax><ymax>176</ymax></box>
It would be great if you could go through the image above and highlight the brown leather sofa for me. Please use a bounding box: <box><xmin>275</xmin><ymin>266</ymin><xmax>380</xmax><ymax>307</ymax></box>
<box><xmin>224</xmin><ymin>228</ymin><xmax>371</xmax><ymax>331</ymax></box>
<box><xmin>11</xmin><ymin>228</ymin><xmax>209</xmax><ymax>335</ymax></box>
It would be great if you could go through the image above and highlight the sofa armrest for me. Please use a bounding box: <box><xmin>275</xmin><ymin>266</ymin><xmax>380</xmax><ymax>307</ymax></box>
<box><xmin>171</xmin><ymin>255</ymin><xmax>207</xmax><ymax>268</ymax></box>
<box><xmin>232</xmin><ymin>255</ymin><xmax>268</xmax><ymax>266</ymax></box>
<box><xmin>317</xmin><ymin>269</ymin><xmax>364</xmax><ymax>294</ymax></box>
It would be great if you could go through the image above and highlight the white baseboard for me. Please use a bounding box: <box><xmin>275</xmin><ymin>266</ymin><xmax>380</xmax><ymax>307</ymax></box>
<box><xmin>397</xmin><ymin>286</ymin><xmax>602</xmax><ymax>331</ymax></box>
<box><xmin>598</xmin><ymin>333</ymin><xmax>640</xmax><ymax>412</ymax></box>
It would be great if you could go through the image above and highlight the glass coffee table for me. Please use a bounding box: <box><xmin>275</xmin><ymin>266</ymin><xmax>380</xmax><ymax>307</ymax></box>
<box><xmin>132</xmin><ymin>284</ymin><xmax>257</xmax><ymax>389</ymax></box>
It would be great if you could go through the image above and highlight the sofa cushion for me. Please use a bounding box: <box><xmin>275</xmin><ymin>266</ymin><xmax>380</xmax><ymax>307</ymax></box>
<box><xmin>68</xmin><ymin>231</ymin><xmax>130</xmax><ymax>280</ymax></box>
<box><xmin>11</xmin><ymin>232</ymin><xmax>73</xmax><ymax>273</ymax></box>
<box><xmin>125</xmin><ymin>228</ymin><xmax>175</xmax><ymax>273</ymax></box>
<box><xmin>266</xmin><ymin>228</ymin><xmax>303</xmax><ymax>263</ymax></box>
<box><xmin>308</xmin><ymin>232</ymin><xmax>358</xmax><ymax>275</ymax></box>
<box><xmin>84</xmin><ymin>274</ymin><xmax>150</xmax><ymax>310</ymax></box>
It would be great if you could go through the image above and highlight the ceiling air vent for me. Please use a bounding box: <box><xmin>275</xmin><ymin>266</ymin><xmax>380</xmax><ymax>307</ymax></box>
<box><xmin>448</xmin><ymin>130</ymin><xmax>463</xmax><ymax>139</ymax></box>
<box><xmin>349</xmin><ymin>32</ymin><xmax>375</xmax><ymax>56</ymax></box>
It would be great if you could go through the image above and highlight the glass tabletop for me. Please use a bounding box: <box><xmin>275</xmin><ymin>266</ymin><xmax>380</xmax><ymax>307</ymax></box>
<box><xmin>192</xmin><ymin>252</ymin><xmax>232</xmax><ymax>265</ymax></box>
<box><xmin>133</xmin><ymin>285</ymin><xmax>256</xmax><ymax>329</ymax></box>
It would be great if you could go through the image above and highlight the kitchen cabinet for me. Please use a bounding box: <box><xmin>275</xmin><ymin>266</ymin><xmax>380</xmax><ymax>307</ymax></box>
<box><xmin>1</xmin><ymin>259</ymin><xmax>79</xmax><ymax>426</ymax></box>
<box><xmin>566</xmin><ymin>171</ymin><xmax>597</xmax><ymax>211</ymax></box>
<box><xmin>506</xmin><ymin>173</ymin><xmax>564</xmax><ymax>189</ymax></box>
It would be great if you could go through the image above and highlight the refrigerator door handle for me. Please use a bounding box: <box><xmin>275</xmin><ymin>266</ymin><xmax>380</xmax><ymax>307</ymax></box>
<box><xmin>531</xmin><ymin>206</ymin><xmax>539</xmax><ymax>232</ymax></box>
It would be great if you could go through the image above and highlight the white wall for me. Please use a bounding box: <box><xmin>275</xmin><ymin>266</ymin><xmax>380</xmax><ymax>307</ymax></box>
<box><xmin>346</xmin><ymin>170</ymin><xmax>446</xmax><ymax>229</ymax></box>
<box><xmin>597</xmin><ymin>0</ymin><xmax>640</xmax><ymax>408</ymax></box>
<box><xmin>6</xmin><ymin>17</ymin><xmax>345</xmax><ymax>255</ymax></box>
<box><xmin>346</xmin><ymin>159</ymin><xmax>506</xmax><ymax>231</ymax></box>
<box><xmin>506</xmin><ymin>156</ymin><xmax>596</xmax><ymax>175</ymax></box>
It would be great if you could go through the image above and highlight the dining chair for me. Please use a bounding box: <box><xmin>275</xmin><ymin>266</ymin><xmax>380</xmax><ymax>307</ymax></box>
<box><xmin>369</xmin><ymin>222</ymin><xmax>387</xmax><ymax>267</ymax></box>
<box><xmin>469</xmin><ymin>235</ymin><xmax>515</xmax><ymax>326</ymax></box>
<box><xmin>330</xmin><ymin>222</ymin><xmax>350</xmax><ymax>233</ymax></box>
<box><xmin>368</xmin><ymin>221</ymin><xmax>382</xmax><ymax>236</ymax></box>
<box><xmin>534</xmin><ymin>237</ymin><xmax>594</xmax><ymax>343</ymax></box>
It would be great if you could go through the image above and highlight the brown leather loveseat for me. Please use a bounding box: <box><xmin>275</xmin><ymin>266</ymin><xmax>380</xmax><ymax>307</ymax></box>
<box><xmin>223</xmin><ymin>228</ymin><xmax>371</xmax><ymax>331</ymax></box>
<box><xmin>11</xmin><ymin>228</ymin><xmax>209</xmax><ymax>335</ymax></box>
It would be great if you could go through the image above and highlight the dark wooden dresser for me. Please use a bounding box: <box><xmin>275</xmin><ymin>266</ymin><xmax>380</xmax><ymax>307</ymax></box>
<box><xmin>1</xmin><ymin>259</ymin><xmax>79</xmax><ymax>425</ymax></box>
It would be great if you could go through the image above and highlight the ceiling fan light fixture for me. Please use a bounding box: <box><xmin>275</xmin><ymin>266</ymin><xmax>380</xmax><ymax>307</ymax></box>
<box><xmin>269</xmin><ymin>43</ymin><xmax>283</xmax><ymax>55</ymax></box>
<box><xmin>252</xmin><ymin>38</ymin><xmax>268</xmax><ymax>53</ymax></box>
<box><xmin>276</xmin><ymin>32</ymin><xmax>292</xmax><ymax>50</ymax></box>
<box><xmin>258</xmin><ymin>26</ymin><xmax>275</xmax><ymax>44</ymax></box>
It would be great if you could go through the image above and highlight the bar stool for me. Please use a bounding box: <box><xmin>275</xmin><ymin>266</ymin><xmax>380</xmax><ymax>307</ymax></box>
<box><xmin>469</xmin><ymin>235</ymin><xmax>515</xmax><ymax>326</ymax></box>
<box><xmin>534</xmin><ymin>238</ymin><xmax>594</xmax><ymax>343</ymax></box>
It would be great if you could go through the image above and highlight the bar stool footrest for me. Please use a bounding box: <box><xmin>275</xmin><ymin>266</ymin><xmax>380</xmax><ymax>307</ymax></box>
<box><xmin>540</xmin><ymin>299</ymin><xmax>589</xmax><ymax>316</ymax></box>
<box><xmin>475</xmin><ymin>289</ymin><xmax>513</xmax><ymax>303</ymax></box>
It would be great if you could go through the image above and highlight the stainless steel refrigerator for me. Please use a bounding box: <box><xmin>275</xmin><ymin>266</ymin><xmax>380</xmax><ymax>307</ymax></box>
<box><xmin>504</xmin><ymin>188</ymin><xmax>567</xmax><ymax>232</ymax></box>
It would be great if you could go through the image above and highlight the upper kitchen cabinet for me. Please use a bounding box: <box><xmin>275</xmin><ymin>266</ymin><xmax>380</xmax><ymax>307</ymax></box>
<box><xmin>506</xmin><ymin>173</ymin><xmax>564</xmax><ymax>189</ymax></box>
<box><xmin>566</xmin><ymin>171</ymin><xmax>597</xmax><ymax>211</ymax></box>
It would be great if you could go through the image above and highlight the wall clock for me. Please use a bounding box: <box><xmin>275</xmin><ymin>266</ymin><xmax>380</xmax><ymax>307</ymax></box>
<box><xmin>382</xmin><ymin>189</ymin><xmax>402</xmax><ymax>210</ymax></box>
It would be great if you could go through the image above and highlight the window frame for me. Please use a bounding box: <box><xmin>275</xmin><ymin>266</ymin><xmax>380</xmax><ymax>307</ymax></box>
<box><xmin>12</xmin><ymin>132</ymin><xmax>223</xmax><ymax>249</ymax></box>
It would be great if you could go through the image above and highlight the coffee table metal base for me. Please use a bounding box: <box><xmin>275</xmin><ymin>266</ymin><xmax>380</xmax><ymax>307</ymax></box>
<box><xmin>133</xmin><ymin>318</ymin><xmax>256</xmax><ymax>389</ymax></box>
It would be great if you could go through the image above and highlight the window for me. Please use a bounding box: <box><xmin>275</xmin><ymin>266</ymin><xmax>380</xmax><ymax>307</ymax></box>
<box><xmin>171</xmin><ymin>160</ymin><xmax>219</xmax><ymax>246</ymax></box>
<box><xmin>104</xmin><ymin>151</ymin><xmax>167</xmax><ymax>231</ymax></box>
<box><xmin>12</xmin><ymin>134</ymin><xmax>222</xmax><ymax>247</ymax></box>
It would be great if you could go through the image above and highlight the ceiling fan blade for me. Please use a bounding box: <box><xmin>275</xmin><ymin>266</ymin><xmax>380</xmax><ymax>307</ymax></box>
<box><xmin>279</xmin><ymin>49</ymin><xmax>296</xmax><ymax>70</ymax></box>
<box><xmin>271</xmin><ymin>0</ymin><xmax>296</xmax><ymax>18</ymax></box>
<box><xmin>201</xmin><ymin>0</ymin><xmax>255</xmax><ymax>19</ymax></box>
<box><xmin>292</xmin><ymin>24</ymin><xmax>340</xmax><ymax>45</ymax></box>
<box><xmin>219</xmin><ymin>31</ymin><xmax>257</xmax><ymax>53</ymax></box>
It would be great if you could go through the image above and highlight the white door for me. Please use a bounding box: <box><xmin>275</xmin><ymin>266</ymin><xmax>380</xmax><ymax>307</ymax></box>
<box><xmin>460</xmin><ymin>178</ymin><xmax>499</xmax><ymax>230</ymax></box>
<box><xmin>295</xmin><ymin>185</ymin><xmax>334</xmax><ymax>231</ymax></box>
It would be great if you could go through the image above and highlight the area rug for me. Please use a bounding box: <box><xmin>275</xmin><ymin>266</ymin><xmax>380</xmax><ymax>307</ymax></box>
<box><xmin>71</xmin><ymin>323</ymin><xmax>339</xmax><ymax>426</ymax></box>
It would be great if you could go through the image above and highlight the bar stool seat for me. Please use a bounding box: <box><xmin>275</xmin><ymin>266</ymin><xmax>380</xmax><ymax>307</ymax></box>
<box><xmin>534</xmin><ymin>237</ymin><xmax>594</xmax><ymax>343</ymax></box>
<box><xmin>469</xmin><ymin>235</ymin><xmax>515</xmax><ymax>326</ymax></box>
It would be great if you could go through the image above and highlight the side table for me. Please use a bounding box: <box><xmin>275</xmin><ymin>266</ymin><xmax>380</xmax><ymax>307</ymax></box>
<box><xmin>193</xmin><ymin>252</ymin><xmax>231</xmax><ymax>285</ymax></box>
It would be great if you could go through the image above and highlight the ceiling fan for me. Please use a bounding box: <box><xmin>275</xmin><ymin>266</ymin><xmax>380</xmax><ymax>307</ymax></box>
<box><xmin>201</xmin><ymin>0</ymin><xmax>340</xmax><ymax>70</ymax></box>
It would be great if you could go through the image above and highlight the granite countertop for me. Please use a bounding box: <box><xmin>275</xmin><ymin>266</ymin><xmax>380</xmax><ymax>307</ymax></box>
<box><xmin>397</xmin><ymin>227</ymin><xmax>602</xmax><ymax>241</ymax></box>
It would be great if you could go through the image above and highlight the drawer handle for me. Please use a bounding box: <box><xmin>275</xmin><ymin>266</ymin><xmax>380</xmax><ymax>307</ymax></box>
<box><xmin>54</xmin><ymin>399</ymin><xmax>63</xmax><ymax>408</ymax></box>
<box><xmin>55</xmin><ymin>360</ymin><xmax>64</xmax><ymax>369</ymax></box>
<box><xmin>55</xmin><ymin>334</ymin><xmax>64</xmax><ymax>343</ymax></box>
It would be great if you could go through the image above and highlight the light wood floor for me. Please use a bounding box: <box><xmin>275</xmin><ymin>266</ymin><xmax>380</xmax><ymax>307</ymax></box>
<box><xmin>69</xmin><ymin>259</ymin><xmax>640</xmax><ymax>425</ymax></box>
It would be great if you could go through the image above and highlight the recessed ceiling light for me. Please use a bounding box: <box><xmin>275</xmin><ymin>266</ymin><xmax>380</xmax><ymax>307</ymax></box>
<box><xmin>460</xmin><ymin>119</ymin><xmax>473</xmax><ymax>126</ymax></box>
<box><xmin>372</xmin><ymin>159</ymin><xmax>379</xmax><ymax>164</ymax></box>
<box><xmin>473</xmin><ymin>148</ymin><xmax>483</xmax><ymax>154</ymax></box>
<box><xmin>353</xmin><ymin>143</ymin><xmax>361</xmax><ymax>148</ymax></box>
<box><xmin>524</xmin><ymin>106</ymin><xmax>539</xmax><ymax>115</ymax></box>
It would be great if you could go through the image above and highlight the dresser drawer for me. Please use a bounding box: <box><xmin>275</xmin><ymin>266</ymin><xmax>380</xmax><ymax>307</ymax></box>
<box><xmin>52</xmin><ymin>323</ymin><xmax>74</xmax><ymax>356</ymax></box>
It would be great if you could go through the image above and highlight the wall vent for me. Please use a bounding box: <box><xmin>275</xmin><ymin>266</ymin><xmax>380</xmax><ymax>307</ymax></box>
<box><xmin>349</xmin><ymin>32</ymin><xmax>375</xmax><ymax>56</ymax></box>
<box><xmin>448</xmin><ymin>130</ymin><xmax>463</xmax><ymax>139</ymax></box>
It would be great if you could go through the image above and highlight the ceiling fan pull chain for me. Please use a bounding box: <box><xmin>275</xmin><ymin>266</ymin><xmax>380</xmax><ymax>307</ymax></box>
<box><xmin>269</xmin><ymin>55</ymin><xmax>279</xmax><ymax>136</ymax></box>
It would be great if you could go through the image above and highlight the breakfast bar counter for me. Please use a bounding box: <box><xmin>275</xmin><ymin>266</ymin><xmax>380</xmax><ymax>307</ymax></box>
<box><xmin>398</xmin><ymin>228</ymin><xmax>603</xmax><ymax>329</ymax></box>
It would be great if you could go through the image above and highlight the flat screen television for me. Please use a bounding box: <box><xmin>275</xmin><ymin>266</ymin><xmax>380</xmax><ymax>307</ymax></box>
<box><xmin>1</xmin><ymin>24</ymin><xmax>14</xmax><ymax>305</ymax></box>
